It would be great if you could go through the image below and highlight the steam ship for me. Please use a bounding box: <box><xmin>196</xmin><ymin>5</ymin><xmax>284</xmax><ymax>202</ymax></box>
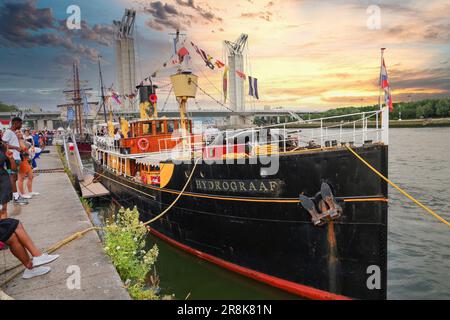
<box><xmin>91</xmin><ymin>34</ymin><xmax>389</xmax><ymax>300</ymax></box>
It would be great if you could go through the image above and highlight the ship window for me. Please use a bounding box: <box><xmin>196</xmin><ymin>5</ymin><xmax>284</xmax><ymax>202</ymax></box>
<box><xmin>146</xmin><ymin>123</ymin><xmax>153</xmax><ymax>135</ymax></box>
<box><xmin>167</xmin><ymin>121</ymin><xmax>175</xmax><ymax>133</ymax></box>
<box><xmin>156</xmin><ymin>121</ymin><xmax>163</xmax><ymax>134</ymax></box>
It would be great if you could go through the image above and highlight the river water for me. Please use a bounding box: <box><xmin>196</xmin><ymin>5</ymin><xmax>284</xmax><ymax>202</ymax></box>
<box><xmin>93</xmin><ymin>128</ymin><xmax>450</xmax><ymax>300</ymax></box>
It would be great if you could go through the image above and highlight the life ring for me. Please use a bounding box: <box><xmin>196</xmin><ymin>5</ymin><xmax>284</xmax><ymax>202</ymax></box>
<box><xmin>149</xmin><ymin>94</ymin><xmax>158</xmax><ymax>104</ymax></box>
<box><xmin>137</xmin><ymin>138</ymin><xmax>149</xmax><ymax>152</ymax></box>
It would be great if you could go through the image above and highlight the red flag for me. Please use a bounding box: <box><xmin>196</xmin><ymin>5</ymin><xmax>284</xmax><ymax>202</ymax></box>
<box><xmin>215</xmin><ymin>60</ymin><xmax>225</xmax><ymax>69</ymax></box>
<box><xmin>236</xmin><ymin>70</ymin><xmax>246</xmax><ymax>79</ymax></box>
<box><xmin>177</xmin><ymin>47</ymin><xmax>189</xmax><ymax>63</ymax></box>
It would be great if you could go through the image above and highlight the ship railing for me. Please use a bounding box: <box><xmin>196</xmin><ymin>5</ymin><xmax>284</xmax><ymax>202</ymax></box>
<box><xmin>93</xmin><ymin>135</ymin><xmax>121</xmax><ymax>153</ymax></box>
<box><xmin>225</xmin><ymin>110</ymin><xmax>385</xmax><ymax>151</ymax></box>
<box><xmin>145</xmin><ymin>110</ymin><xmax>386</xmax><ymax>159</ymax></box>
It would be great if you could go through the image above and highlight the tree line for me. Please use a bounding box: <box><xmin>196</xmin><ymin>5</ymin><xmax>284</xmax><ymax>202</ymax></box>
<box><xmin>312</xmin><ymin>98</ymin><xmax>450</xmax><ymax>120</ymax></box>
<box><xmin>0</xmin><ymin>101</ymin><xmax>18</xmax><ymax>112</ymax></box>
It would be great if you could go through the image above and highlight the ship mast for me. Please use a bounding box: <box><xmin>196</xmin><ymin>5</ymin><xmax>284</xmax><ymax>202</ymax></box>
<box><xmin>73</xmin><ymin>62</ymin><xmax>83</xmax><ymax>135</ymax></box>
<box><xmin>98</xmin><ymin>55</ymin><xmax>108</xmax><ymax>123</ymax></box>
<box><xmin>169</xmin><ymin>30</ymin><xmax>198</xmax><ymax>136</ymax></box>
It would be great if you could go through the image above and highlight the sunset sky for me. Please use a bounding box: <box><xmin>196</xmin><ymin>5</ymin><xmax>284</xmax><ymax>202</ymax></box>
<box><xmin>0</xmin><ymin>0</ymin><xmax>449</xmax><ymax>111</ymax></box>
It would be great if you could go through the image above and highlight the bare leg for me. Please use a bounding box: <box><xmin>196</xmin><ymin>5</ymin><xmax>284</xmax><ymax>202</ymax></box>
<box><xmin>6</xmin><ymin>233</ymin><xmax>33</xmax><ymax>269</ymax></box>
<box><xmin>13</xmin><ymin>223</ymin><xmax>42</xmax><ymax>257</ymax></box>
<box><xmin>9</xmin><ymin>173</ymin><xmax>17</xmax><ymax>194</ymax></box>
<box><xmin>18</xmin><ymin>173</ymin><xmax>26</xmax><ymax>195</ymax></box>
<box><xmin>27</xmin><ymin>171</ymin><xmax>33</xmax><ymax>193</ymax></box>
<box><xmin>0</xmin><ymin>202</ymin><xmax>7</xmax><ymax>219</ymax></box>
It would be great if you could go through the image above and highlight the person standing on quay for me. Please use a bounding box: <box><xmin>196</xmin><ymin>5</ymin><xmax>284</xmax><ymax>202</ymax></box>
<box><xmin>1</xmin><ymin>118</ymin><xmax>28</xmax><ymax>205</ymax></box>
<box><xmin>16</xmin><ymin>131</ymin><xmax>39</xmax><ymax>199</ymax></box>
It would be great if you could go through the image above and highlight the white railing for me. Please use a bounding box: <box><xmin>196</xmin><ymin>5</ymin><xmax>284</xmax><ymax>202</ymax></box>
<box><xmin>93</xmin><ymin>109</ymin><xmax>388</xmax><ymax>159</ymax></box>
<box><xmin>154</xmin><ymin>110</ymin><xmax>387</xmax><ymax>158</ymax></box>
<box><xmin>93</xmin><ymin>135</ymin><xmax>121</xmax><ymax>153</ymax></box>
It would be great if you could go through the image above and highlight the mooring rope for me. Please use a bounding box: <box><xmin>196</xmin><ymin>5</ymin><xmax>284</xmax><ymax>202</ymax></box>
<box><xmin>346</xmin><ymin>145</ymin><xmax>450</xmax><ymax>228</ymax></box>
<box><xmin>0</xmin><ymin>157</ymin><xmax>201</xmax><ymax>293</ymax></box>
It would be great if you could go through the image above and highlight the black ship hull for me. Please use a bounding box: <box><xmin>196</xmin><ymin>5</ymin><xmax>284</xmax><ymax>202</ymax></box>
<box><xmin>94</xmin><ymin>144</ymin><xmax>388</xmax><ymax>300</ymax></box>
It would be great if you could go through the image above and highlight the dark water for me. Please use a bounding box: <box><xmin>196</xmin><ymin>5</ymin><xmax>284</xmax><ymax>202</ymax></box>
<box><xmin>387</xmin><ymin>128</ymin><xmax>450</xmax><ymax>300</ymax></box>
<box><xmin>92</xmin><ymin>128</ymin><xmax>450</xmax><ymax>300</ymax></box>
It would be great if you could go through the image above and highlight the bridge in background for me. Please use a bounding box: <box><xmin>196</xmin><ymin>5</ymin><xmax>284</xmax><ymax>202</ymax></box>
<box><xmin>0</xmin><ymin>109</ymin><xmax>320</xmax><ymax>130</ymax></box>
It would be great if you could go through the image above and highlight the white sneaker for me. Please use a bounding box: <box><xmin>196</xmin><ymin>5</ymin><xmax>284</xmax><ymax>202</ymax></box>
<box><xmin>32</xmin><ymin>253</ymin><xmax>60</xmax><ymax>267</ymax></box>
<box><xmin>29</xmin><ymin>192</ymin><xmax>40</xmax><ymax>196</ymax></box>
<box><xmin>21</xmin><ymin>194</ymin><xmax>32</xmax><ymax>199</ymax></box>
<box><xmin>23</xmin><ymin>266</ymin><xmax>51</xmax><ymax>279</ymax></box>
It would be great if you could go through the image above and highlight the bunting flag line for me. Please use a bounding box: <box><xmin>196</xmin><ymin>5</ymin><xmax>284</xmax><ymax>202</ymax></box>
<box><xmin>223</xmin><ymin>66</ymin><xmax>229</xmax><ymax>103</ymax></box>
<box><xmin>248</xmin><ymin>76</ymin><xmax>259</xmax><ymax>99</ymax></box>
<box><xmin>191</xmin><ymin>41</ymin><xmax>215</xmax><ymax>70</ymax></box>
<box><xmin>111</xmin><ymin>91</ymin><xmax>122</xmax><ymax>106</ymax></box>
<box><xmin>215</xmin><ymin>59</ymin><xmax>225</xmax><ymax>69</ymax></box>
<box><xmin>236</xmin><ymin>70</ymin><xmax>246</xmax><ymax>80</ymax></box>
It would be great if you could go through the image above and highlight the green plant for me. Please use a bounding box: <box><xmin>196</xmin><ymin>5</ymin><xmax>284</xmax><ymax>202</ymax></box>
<box><xmin>80</xmin><ymin>197</ymin><xmax>93</xmax><ymax>215</ymax></box>
<box><xmin>103</xmin><ymin>207</ymin><xmax>160</xmax><ymax>300</ymax></box>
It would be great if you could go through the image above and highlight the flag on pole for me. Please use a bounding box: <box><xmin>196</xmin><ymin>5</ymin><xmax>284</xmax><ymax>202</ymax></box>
<box><xmin>380</xmin><ymin>57</ymin><xmax>393</xmax><ymax>112</ymax></box>
<box><xmin>248</xmin><ymin>76</ymin><xmax>259</xmax><ymax>99</ymax></box>
<box><xmin>381</xmin><ymin>59</ymin><xmax>390</xmax><ymax>90</ymax></box>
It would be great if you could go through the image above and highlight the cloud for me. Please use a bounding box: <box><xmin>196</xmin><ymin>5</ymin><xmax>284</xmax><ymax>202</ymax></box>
<box><xmin>241</xmin><ymin>11</ymin><xmax>273</xmax><ymax>22</ymax></box>
<box><xmin>0</xmin><ymin>0</ymin><xmax>112</xmax><ymax>62</ymax></box>
<box><xmin>57</xmin><ymin>20</ymin><xmax>115</xmax><ymax>47</ymax></box>
<box><xmin>139</xmin><ymin>0</ymin><xmax>222</xmax><ymax>31</ymax></box>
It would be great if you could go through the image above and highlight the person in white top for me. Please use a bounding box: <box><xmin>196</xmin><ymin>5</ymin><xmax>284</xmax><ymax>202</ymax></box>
<box><xmin>1</xmin><ymin>118</ymin><xmax>28</xmax><ymax>205</ymax></box>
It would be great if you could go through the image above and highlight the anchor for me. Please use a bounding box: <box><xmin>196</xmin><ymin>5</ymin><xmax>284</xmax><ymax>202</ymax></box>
<box><xmin>299</xmin><ymin>182</ymin><xmax>343</xmax><ymax>227</ymax></box>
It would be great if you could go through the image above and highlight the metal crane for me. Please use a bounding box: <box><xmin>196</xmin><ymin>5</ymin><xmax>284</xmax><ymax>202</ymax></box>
<box><xmin>224</xmin><ymin>34</ymin><xmax>249</xmax><ymax>56</ymax></box>
<box><xmin>113</xmin><ymin>9</ymin><xmax>136</xmax><ymax>39</ymax></box>
<box><xmin>224</xmin><ymin>34</ymin><xmax>249</xmax><ymax>126</ymax></box>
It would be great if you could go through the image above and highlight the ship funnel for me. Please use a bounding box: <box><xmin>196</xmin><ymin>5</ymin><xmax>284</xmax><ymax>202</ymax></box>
<box><xmin>137</xmin><ymin>83</ymin><xmax>158</xmax><ymax>119</ymax></box>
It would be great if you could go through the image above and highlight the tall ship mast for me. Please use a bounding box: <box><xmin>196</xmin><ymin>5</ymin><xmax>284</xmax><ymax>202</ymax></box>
<box><xmin>58</xmin><ymin>61</ymin><xmax>97</xmax><ymax>153</ymax></box>
<box><xmin>91</xmin><ymin>32</ymin><xmax>390</xmax><ymax>300</ymax></box>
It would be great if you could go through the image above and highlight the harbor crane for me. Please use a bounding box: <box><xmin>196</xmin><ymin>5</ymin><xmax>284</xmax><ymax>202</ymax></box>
<box><xmin>113</xmin><ymin>9</ymin><xmax>136</xmax><ymax>38</ymax></box>
<box><xmin>224</xmin><ymin>34</ymin><xmax>249</xmax><ymax>126</ymax></box>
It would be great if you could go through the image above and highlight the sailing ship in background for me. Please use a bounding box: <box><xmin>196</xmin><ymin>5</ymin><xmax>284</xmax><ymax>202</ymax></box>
<box><xmin>57</xmin><ymin>61</ymin><xmax>99</xmax><ymax>154</ymax></box>
<box><xmin>91</xmin><ymin>31</ymin><xmax>392</xmax><ymax>300</ymax></box>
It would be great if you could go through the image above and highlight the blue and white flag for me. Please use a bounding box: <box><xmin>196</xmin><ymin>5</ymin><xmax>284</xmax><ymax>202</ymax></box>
<box><xmin>67</xmin><ymin>107</ymin><xmax>75</xmax><ymax>122</ymax></box>
<box><xmin>248</xmin><ymin>76</ymin><xmax>259</xmax><ymax>99</ymax></box>
<box><xmin>82</xmin><ymin>89</ymin><xmax>90</xmax><ymax>115</ymax></box>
